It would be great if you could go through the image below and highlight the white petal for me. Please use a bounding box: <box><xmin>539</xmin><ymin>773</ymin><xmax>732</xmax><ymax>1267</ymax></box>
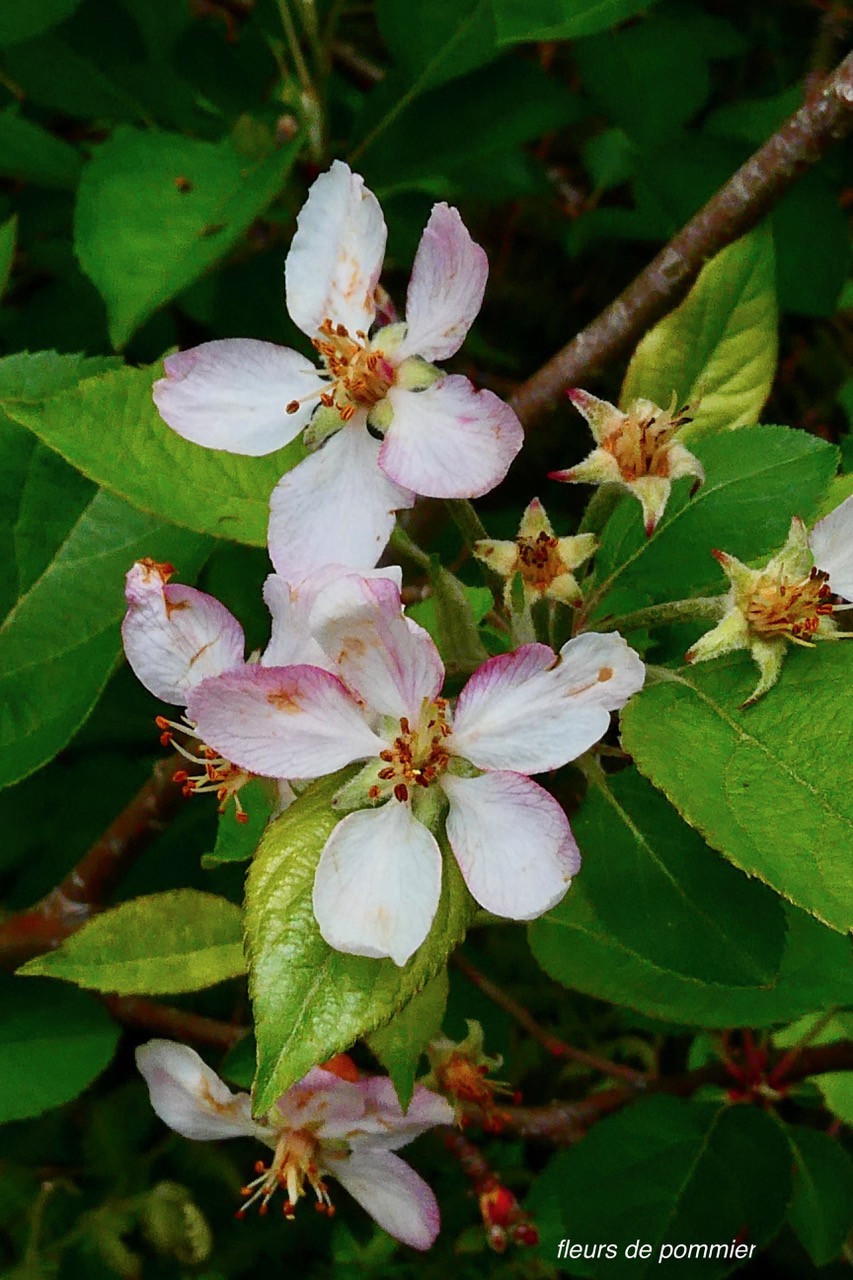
<box><xmin>379</xmin><ymin>376</ymin><xmax>522</xmax><ymax>499</ymax></box>
<box><xmin>274</xmin><ymin>1067</ymin><xmax>368</xmax><ymax>1135</ymax></box>
<box><xmin>357</xmin><ymin>1079</ymin><xmax>454</xmax><ymax>1149</ymax></box>
<box><xmin>122</xmin><ymin>560</ymin><xmax>244</xmax><ymax>704</ymax></box>
<box><xmin>186</xmin><ymin>664</ymin><xmax>385</xmax><ymax>778</ymax></box>
<box><xmin>450</xmin><ymin>634</ymin><xmax>644</xmax><ymax>773</ymax></box>
<box><xmin>313</xmin><ymin>802</ymin><xmax>442</xmax><ymax>966</ymax></box>
<box><xmin>442</xmin><ymin>772</ymin><xmax>579</xmax><ymax>919</ymax></box>
<box><xmin>135</xmin><ymin>1040</ymin><xmax>263</xmax><ymax>1141</ymax></box>
<box><xmin>310</xmin><ymin>573</ymin><xmax>444</xmax><ymax>717</ymax></box>
<box><xmin>334</xmin><ymin>1148</ymin><xmax>441</xmax><ymax>1250</ymax></box>
<box><xmin>268</xmin><ymin>424</ymin><xmax>415</xmax><ymax>580</ymax></box>
<box><xmin>810</xmin><ymin>493</ymin><xmax>853</xmax><ymax>600</ymax></box>
<box><xmin>152</xmin><ymin>339</ymin><xmax>321</xmax><ymax>456</ymax></box>
<box><xmin>397</xmin><ymin>204</ymin><xmax>488</xmax><ymax>362</ymax></box>
<box><xmin>285</xmin><ymin>160</ymin><xmax>386</xmax><ymax>339</ymax></box>
<box><xmin>261</xmin><ymin>574</ymin><xmax>329</xmax><ymax>669</ymax></box>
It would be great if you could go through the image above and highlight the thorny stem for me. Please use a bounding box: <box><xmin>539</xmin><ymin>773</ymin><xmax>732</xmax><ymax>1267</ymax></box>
<box><xmin>509</xmin><ymin>50</ymin><xmax>853</xmax><ymax>430</ymax></box>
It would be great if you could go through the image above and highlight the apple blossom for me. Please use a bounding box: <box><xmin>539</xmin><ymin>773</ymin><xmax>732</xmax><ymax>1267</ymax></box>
<box><xmin>550</xmin><ymin>389</ymin><xmax>704</xmax><ymax>535</ymax></box>
<box><xmin>184</xmin><ymin>575</ymin><xmax>645</xmax><ymax>965</ymax></box>
<box><xmin>152</xmin><ymin>160</ymin><xmax>523</xmax><ymax>582</ymax></box>
<box><xmin>686</xmin><ymin>497</ymin><xmax>853</xmax><ymax>705</ymax></box>
<box><xmin>135</xmin><ymin>1040</ymin><xmax>451</xmax><ymax>1248</ymax></box>
<box><xmin>473</xmin><ymin>497</ymin><xmax>596</xmax><ymax>610</ymax></box>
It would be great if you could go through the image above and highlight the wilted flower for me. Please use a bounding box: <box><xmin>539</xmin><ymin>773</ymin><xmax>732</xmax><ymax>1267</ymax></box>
<box><xmin>473</xmin><ymin>497</ymin><xmax>596</xmax><ymax>610</ymax></box>
<box><xmin>153</xmin><ymin>161</ymin><xmax>523</xmax><ymax>582</ymax></box>
<box><xmin>686</xmin><ymin>496</ymin><xmax>853</xmax><ymax>705</ymax></box>
<box><xmin>184</xmin><ymin>575</ymin><xmax>645</xmax><ymax>965</ymax></box>
<box><xmin>136</xmin><ymin>1040</ymin><xmax>451</xmax><ymax>1249</ymax></box>
<box><xmin>550</xmin><ymin>389</ymin><xmax>704</xmax><ymax>535</ymax></box>
<box><xmin>425</xmin><ymin>1020</ymin><xmax>516</xmax><ymax>1130</ymax></box>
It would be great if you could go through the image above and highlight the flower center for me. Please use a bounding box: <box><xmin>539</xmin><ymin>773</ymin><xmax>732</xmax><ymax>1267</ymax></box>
<box><xmin>515</xmin><ymin>530</ymin><xmax>564</xmax><ymax>592</ymax></box>
<box><xmin>237</xmin><ymin>1129</ymin><xmax>334</xmax><ymax>1220</ymax></box>
<box><xmin>155</xmin><ymin>715</ymin><xmax>252</xmax><ymax>822</ymax></box>
<box><xmin>371</xmin><ymin>699</ymin><xmax>452</xmax><ymax>804</ymax></box>
<box><xmin>602</xmin><ymin>403</ymin><xmax>690</xmax><ymax>481</ymax></box>
<box><xmin>746</xmin><ymin>566</ymin><xmax>834</xmax><ymax>641</ymax></box>
<box><xmin>309</xmin><ymin>319</ymin><xmax>395</xmax><ymax>421</ymax></box>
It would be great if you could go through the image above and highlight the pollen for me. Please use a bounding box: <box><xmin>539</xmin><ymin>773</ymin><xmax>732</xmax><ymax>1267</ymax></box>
<box><xmin>378</xmin><ymin>698</ymin><xmax>452</xmax><ymax>803</ymax></box>
<box><xmin>311</xmin><ymin>318</ymin><xmax>395</xmax><ymax>420</ymax></box>
<box><xmin>515</xmin><ymin>530</ymin><xmax>564</xmax><ymax>592</ymax></box>
<box><xmin>153</xmin><ymin>715</ymin><xmax>253</xmax><ymax>820</ymax></box>
<box><xmin>237</xmin><ymin>1130</ymin><xmax>333</xmax><ymax>1221</ymax></box>
<box><xmin>746</xmin><ymin>565</ymin><xmax>835</xmax><ymax>643</ymax></box>
<box><xmin>601</xmin><ymin>400</ymin><xmax>691</xmax><ymax>482</ymax></box>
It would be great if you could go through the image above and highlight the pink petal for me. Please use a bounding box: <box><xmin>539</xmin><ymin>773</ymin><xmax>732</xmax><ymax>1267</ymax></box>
<box><xmin>274</xmin><ymin>1067</ymin><xmax>367</xmax><ymax>1135</ymax></box>
<box><xmin>397</xmin><ymin>204</ymin><xmax>488</xmax><ymax>363</ymax></box>
<box><xmin>334</xmin><ymin>1147</ymin><xmax>441</xmax><ymax>1249</ymax></box>
<box><xmin>152</xmin><ymin>339</ymin><xmax>322</xmax><ymax>455</ymax></box>
<box><xmin>310</xmin><ymin>573</ymin><xmax>444</xmax><ymax>718</ymax></box>
<box><xmin>312</xmin><ymin>802</ymin><xmax>442</xmax><ymax>966</ymax></box>
<box><xmin>379</xmin><ymin>376</ymin><xmax>522</xmax><ymax>499</ymax></box>
<box><xmin>261</xmin><ymin>574</ymin><xmax>329</xmax><ymax>669</ymax></box>
<box><xmin>285</xmin><ymin>160</ymin><xmax>386</xmax><ymax>340</ymax></box>
<box><xmin>135</xmin><ymin>1040</ymin><xmax>262</xmax><ymax>1141</ymax></box>
<box><xmin>268</xmin><ymin>424</ymin><xmax>415</xmax><ymax>581</ymax></box>
<box><xmin>122</xmin><ymin>560</ymin><xmax>245</xmax><ymax>705</ymax></box>
<box><xmin>442</xmin><ymin>772</ymin><xmax>579</xmax><ymax>919</ymax></box>
<box><xmin>358</xmin><ymin>1079</ymin><xmax>454</xmax><ymax>1148</ymax></box>
<box><xmin>810</xmin><ymin>493</ymin><xmax>853</xmax><ymax>601</ymax></box>
<box><xmin>186</xmin><ymin>664</ymin><xmax>385</xmax><ymax>779</ymax></box>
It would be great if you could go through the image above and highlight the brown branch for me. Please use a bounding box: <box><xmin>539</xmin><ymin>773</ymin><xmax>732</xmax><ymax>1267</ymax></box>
<box><xmin>104</xmin><ymin>996</ymin><xmax>247</xmax><ymax>1051</ymax></box>
<box><xmin>509</xmin><ymin>50</ymin><xmax>853</xmax><ymax>430</ymax></box>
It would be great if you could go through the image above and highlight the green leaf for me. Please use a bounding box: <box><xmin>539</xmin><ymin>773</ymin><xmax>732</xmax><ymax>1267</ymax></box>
<box><xmin>367</xmin><ymin>970</ymin><xmax>449</xmax><ymax>1109</ymax></box>
<box><xmin>785</xmin><ymin>1125</ymin><xmax>853</xmax><ymax>1267</ymax></box>
<box><xmin>409</xmin><ymin>566</ymin><xmax>489</xmax><ymax>672</ymax></box>
<box><xmin>531</xmin><ymin>1097</ymin><xmax>791</xmax><ymax>1276</ymax></box>
<box><xmin>0</xmin><ymin>0</ymin><xmax>83</xmax><ymax>45</ymax></box>
<box><xmin>621</xmin><ymin>647</ymin><xmax>853</xmax><ymax>932</ymax></box>
<box><xmin>0</xmin><ymin>109</ymin><xmax>82</xmax><ymax>188</ymax></box>
<box><xmin>202</xmin><ymin>778</ymin><xmax>278</xmax><ymax>869</ymax></box>
<box><xmin>621</xmin><ymin>229</ymin><xmax>777</xmax><ymax>436</ymax></box>
<box><xmin>775</xmin><ymin>1013</ymin><xmax>853</xmax><ymax>1128</ymax></box>
<box><xmin>74</xmin><ymin>126</ymin><xmax>302</xmax><ymax>347</ymax></box>
<box><xmin>18</xmin><ymin>890</ymin><xmax>245</xmax><ymax>995</ymax></box>
<box><xmin>376</xmin><ymin>0</ymin><xmax>500</xmax><ymax>89</ymax></box>
<box><xmin>0</xmin><ymin>215</ymin><xmax>16</xmax><ymax>299</ymax></box>
<box><xmin>245</xmin><ymin>774</ymin><xmax>476</xmax><ymax>1114</ymax></box>
<box><xmin>591</xmin><ymin>425</ymin><xmax>838</xmax><ymax>613</ymax></box>
<box><xmin>0</xmin><ymin>977</ymin><xmax>119</xmax><ymax>1123</ymax></box>
<box><xmin>492</xmin><ymin>0</ymin><xmax>659</xmax><ymax>44</ymax></box>
<box><xmin>6</xmin><ymin>362</ymin><xmax>304</xmax><ymax>547</ymax></box>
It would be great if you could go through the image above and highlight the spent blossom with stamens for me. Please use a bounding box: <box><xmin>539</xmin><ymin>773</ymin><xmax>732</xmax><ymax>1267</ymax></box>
<box><xmin>473</xmin><ymin>497</ymin><xmax>596</xmax><ymax>610</ymax></box>
<box><xmin>685</xmin><ymin>496</ymin><xmax>853</xmax><ymax>705</ymax></box>
<box><xmin>135</xmin><ymin>1040</ymin><xmax>452</xmax><ymax>1249</ymax></box>
<box><xmin>425</xmin><ymin>1020</ymin><xmax>518</xmax><ymax>1131</ymax></box>
<box><xmin>184</xmin><ymin>575</ymin><xmax>645</xmax><ymax>965</ymax></box>
<box><xmin>153</xmin><ymin>160</ymin><xmax>523</xmax><ymax>582</ymax></box>
<box><xmin>550</xmin><ymin>389</ymin><xmax>704</xmax><ymax>536</ymax></box>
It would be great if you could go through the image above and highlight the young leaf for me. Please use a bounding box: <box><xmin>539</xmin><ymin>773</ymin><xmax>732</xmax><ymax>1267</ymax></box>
<box><xmin>7</xmin><ymin>362</ymin><xmax>304</xmax><ymax>547</ymax></box>
<box><xmin>75</xmin><ymin>127</ymin><xmax>303</xmax><ymax>347</ymax></box>
<box><xmin>244</xmin><ymin>773</ymin><xmax>476</xmax><ymax>1114</ymax></box>
<box><xmin>0</xmin><ymin>977</ymin><xmax>119</xmax><ymax>1123</ymax></box>
<box><xmin>784</xmin><ymin>1125</ymin><xmax>853</xmax><ymax>1267</ymax></box>
<box><xmin>202</xmin><ymin>778</ymin><xmax>277</xmax><ymax>869</ymax></box>
<box><xmin>621</xmin><ymin>647</ymin><xmax>853</xmax><ymax>932</ymax></box>
<box><xmin>367</xmin><ymin>970</ymin><xmax>449</xmax><ymax>1109</ymax></box>
<box><xmin>620</xmin><ymin>228</ymin><xmax>777</xmax><ymax>436</ymax></box>
<box><xmin>18</xmin><ymin>891</ymin><xmax>245</xmax><ymax>994</ymax></box>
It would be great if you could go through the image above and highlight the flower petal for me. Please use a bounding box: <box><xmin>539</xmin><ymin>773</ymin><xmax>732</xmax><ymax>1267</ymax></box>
<box><xmin>333</xmin><ymin>1147</ymin><xmax>441</xmax><ymax>1250</ymax></box>
<box><xmin>357</xmin><ymin>1079</ymin><xmax>454</xmax><ymax>1149</ymax></box>
<box><xmin>443</xmin><ymin>771</ymin><xmax>579</xmax><ymax>919</ymax></box>
<box><xmin>135</xmin><ymin>1040</ymin><xmax>262</xmax><ymax>1141</ymax></box>
<box><xmin>312</xmin><ymin>802</ymin><xmax>442</xmax><ymax>966</ymax></box>
<box><xmin>261</xmin><ymin>574</ymin><xmax>329</xmax><ymax>669</ymax></box>
<box><xmin>810</xmin><ymin>493</ymin><xmax>853</xmax><ymax>600</ymax></box>
<box><xmin>450</xmin><ymin>634</ymin><xmax>645</xmax><ymax>773</ymax></box>
<box><xmin>380</xmin><ymin>376</ymin><xmax>523</xmax><ymax>499</ymax></box>
<box><xmin>285</xmin><ymin>160</ymin><xmax>386</xmax><ymax>339</ymax></box>
<box><xmin>186</xmin><ymin>664</ymin><xmax>384</xmax><ymax>779</ymax></box>
<box><xmin>122</xmin><ymin>560</ymin><xmax>245</xmax><ymax>705</ymax></box>
<box><xmin>268</xmin><ymin>424</ymin><xmax>415</xmax><ymax>580</ymax></box>
<box><xmin>397</xmin><ymin>203</ymin><xmax>488</xmax><ymax>363</ymax></box>
<box><xmin>566</xmin><ymin>388</ymin><xmax>622</xmax><ymax>443</ymax></box>
<box><xmin>152</xmin><ymin>339</ymin><xmax>321</xmax><ymax>455</ymax></box>
<box><xmin>310</xmin><ymin>573</ymin><xmax>444</xmax><ymax>717</ymax></box>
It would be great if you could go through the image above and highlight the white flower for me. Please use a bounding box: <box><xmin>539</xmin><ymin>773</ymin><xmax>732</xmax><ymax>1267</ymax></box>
<box><xmin>184</xmin><ymin>576</ymin><xmax>645</xmax><ymax>965</ymax></box>
<box><xmin>153</xmin><ymin>161</ymin><xmax>523</xmax><ymax>582</ymax></box>
<box><xmin>135</xmin><ymin>1040</ymin><xmax>451</xmax><ymax>1249</ymax></box>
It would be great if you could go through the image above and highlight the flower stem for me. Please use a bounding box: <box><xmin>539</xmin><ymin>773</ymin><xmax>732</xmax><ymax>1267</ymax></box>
<box><xmin>591</xmin><ymin>596</ymin><xmax>725</xmax><ymax>635</ymax></box>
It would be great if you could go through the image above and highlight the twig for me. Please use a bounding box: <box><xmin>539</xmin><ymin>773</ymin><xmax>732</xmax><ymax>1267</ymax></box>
<box><xmin>104</xmin><ymin>997</ymin><xmax>247</xmax><ymax>1051</ymax></box>
<box><xmin>509</xmin><ymin>50</ymin><xmax>853</xmax><ymax>430</ymax></box>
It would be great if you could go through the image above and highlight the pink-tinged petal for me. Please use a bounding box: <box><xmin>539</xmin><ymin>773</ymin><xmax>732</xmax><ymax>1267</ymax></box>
<box><xmin>152</xmin><ymin>339</ymin><xmax>321</xmax><ymax>456</ymax></box>
<box><xmin>310</xmin><ymin>573</ymin><xmax>444</xmax><ymax>718</ymax></box>
<box><xmin>397</xmin><ymin>204</ymin><xmax>488</xmax><ymax>362</ymax></box>
<box><xmin>135</xmin><ymin>1040</ymin><xmax>263</xmax><ymax>1141</ymax></box>
<box><xmin>285</xmin><ymin>160</ymin><xmax>386</xmax><ymax>339</ymax></box>
<box><xmin>442</xmin><ymin>772</ymin><xmax>579</xmax><ymax>919</ymax></box>
<box><xmin>186</xmin><ymin>664</ymin><xmax>385</xmax><ymax>779</ymax></box>
<box><xmin>358</xmin><ymin>1079</ymin><xmax>454</xmax><ymax>1149</ymax></box>
<box><xmin>380</xmin><ymin>377</ymin><xmax>522</xmax><ymax>499</ymax></box>
<box><xmin>274</xmin><ymin>1067</ymin><xmax>367</xmax><ymax>1135</ymax></box>
<box><xmin>566</xmin><ymin>388</ymin><xmax>622</xmax><ymax>444</ymax></box>
<box><xmin>450</xmin><ymin>634</ymin><xmax>644</xmax><ymax>773</ymax></box>
<box><xmin>810</xmin><ymin>493</ymin><xmax>853</xmax><ymax>601</ymax></box>
<box><xmin>334</xmin><ymin>1148</ymin><xmax>441</xmax><ymax>1250</ymax></box>
<box><xmin>261</xmin><ymin>574</ymin><xmax>329</xmax><ymax>669</ymax></box>
<box><xmin>122</xmin><ymin>560</ymin><xmax>244</xmax><ymax>705</ymax></box>
<box><xmin>268</xmin><ymin>424</ymin><xmax>415</xmax><ymax>580</ymax></box>
<box><xmin>312</xmin><ymin>802</ymin><xmax>442</xmax><ymax>966</ymax></box>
